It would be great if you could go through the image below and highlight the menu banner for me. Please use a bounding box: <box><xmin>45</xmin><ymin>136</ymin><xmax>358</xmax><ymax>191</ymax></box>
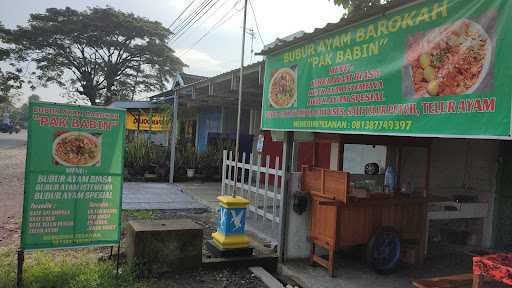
<box><xmin>261</xmin><ymin>0</ymin><xmax>512</xmax><ymax>138</ymax></box>
<box><xmin>21</xmin><ymin>102</ymin><xmax>125</xmax><ymax>250</ymax></box>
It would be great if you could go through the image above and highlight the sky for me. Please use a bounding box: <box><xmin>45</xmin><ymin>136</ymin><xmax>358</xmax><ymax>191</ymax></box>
<box><xmin>0</xmin><ymin>0</ymin><xmax>344</xmax><ymax>105</ymax></box>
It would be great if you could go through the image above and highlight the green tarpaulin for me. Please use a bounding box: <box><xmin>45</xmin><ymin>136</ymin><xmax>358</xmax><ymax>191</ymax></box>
<box><xmin>21</xmin><ymin>102</ymin><xmax>125</xmax><ymax>250</ymax></box>
<box><xmin>261</xmin><ymin>0</ymin><xmax>512</xmax><ymax>139</ymax></box>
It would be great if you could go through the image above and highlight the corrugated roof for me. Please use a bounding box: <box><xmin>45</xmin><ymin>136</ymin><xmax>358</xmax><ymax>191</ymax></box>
<box><xmin>149</xmin><ymin>60</ymin><xmax>265</xmax><ymax>101</ymax></box>
<box><xmin>180</xmin><ymin>73</ymin><xmax>208</xmax><ymax>85</ymax></box>
<box><xmin>259</xmin><ymin>0</ymin><xmax>420</xmax><ymax>56</ymax></box>
<box><xmin>108</xmin><ymin>101</ymin><xmax>159</xmax><ymax>109</ymax></box>
<box><xmin>178</xmin><ymin>60</ymin><xmax>264</xmax><ymax>88</ymax></box>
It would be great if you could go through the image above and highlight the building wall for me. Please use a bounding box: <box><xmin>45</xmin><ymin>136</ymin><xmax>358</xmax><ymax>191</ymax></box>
<box><xmin>397</xmin><ymin>146</ymin><xmax>429</xmax><ymax>191</ymax></box>
<box><xmin>386</xmin><ymin>139</ymin><xmax>499</xmax><ymax>200</ymax></box>
<box><xmin>221</xmin><ymin>107</ymin><xmax>237</xmax><ymax>133</ymax></box>
<box><xmin>400</xmin><ymin>139</ymin><xmax>498</xmax><ymax>248</ymax></box>
<box><xmin>196</xmin><ymin>108</ymin><xmax>221</xmax><ymax>152</ymax></box>
<box><xmin>430</xmin><ymin>139</ymin><xmax>497</xmax><ymax>200</ymax></box>
<box><xmin>494</xmin><ymin>141</ymin><xmax>512</xmax><ymax>249</ymax></box>
<box><xmin>221</xmin><ymin>106</ymin><xmax>252</xmax><ymax>134</ymax></box>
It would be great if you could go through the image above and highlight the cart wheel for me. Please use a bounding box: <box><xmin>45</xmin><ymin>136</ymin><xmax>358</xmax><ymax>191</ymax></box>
<box><xmin>366</xmin><ymin>227</ymin><xmax>401</xmax><ymax>274</ymax></box>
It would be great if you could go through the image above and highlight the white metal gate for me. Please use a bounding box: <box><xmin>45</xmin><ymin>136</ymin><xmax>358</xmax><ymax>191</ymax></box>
<box><xmin>221</xmin><ymin>150</ymin><xmax>285</xmax><ymax>241</ymax></box>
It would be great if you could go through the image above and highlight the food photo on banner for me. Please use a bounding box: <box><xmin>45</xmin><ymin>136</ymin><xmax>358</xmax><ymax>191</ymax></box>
<box><xmin>261</xmin><ymin>0</ymin><xmax>512</xmax><ymax>138</ymax></box>
<box><xmin>53</xmin><ymin>131</ymin><xmax>102</xmax><ymax>167</ymax></box>
<box><xmin>21</xmin><ymin>101</ymin><xmax>125</xmax><ymax>251</ymax></box>
<box><xmin>268</xmin><ymin>65</ymin><xmax>298</xmax><ymax>109</ymax></box>
<box><xmin>402</xmin><ymin>12</ymin><xmax>496</xmax><ymax>98</ymax></box>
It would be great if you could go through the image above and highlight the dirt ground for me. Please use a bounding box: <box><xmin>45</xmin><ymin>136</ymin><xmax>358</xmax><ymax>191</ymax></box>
<box><xmin>0</xmin><ymin>131</ymin><xmax>26</xmax><ymax>247</ymax></box>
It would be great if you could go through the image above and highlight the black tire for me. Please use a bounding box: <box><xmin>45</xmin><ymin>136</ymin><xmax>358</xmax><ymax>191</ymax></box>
<box><xmin>366</xmin><ymin>227</ymin><xmax>401</xmax><ymax>274</ymax></box>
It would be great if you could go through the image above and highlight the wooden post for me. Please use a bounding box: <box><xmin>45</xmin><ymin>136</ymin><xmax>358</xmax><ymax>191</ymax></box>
<box><xmin>116</xmin><ymin>242</ymin><xmax>121</xmax><ymax>275</ymax></box>
<box><xmin>313</xmin><ymin>142</ymin><xmax>319</xmax><ymax>167</ymax></box>
<box><xmin>320</xmin><ymin>169</ymin><xmax>325</xmax><ymax>196</ymax></box>
<box><xmin>16</xmin><ymin>249</ymin><xmax>23</xmax><ymax>288</ymax></box>
<box><xmin>472</xmin><ymin>274</ymin><xmax>482</xmax><ymax>288</ymax></box>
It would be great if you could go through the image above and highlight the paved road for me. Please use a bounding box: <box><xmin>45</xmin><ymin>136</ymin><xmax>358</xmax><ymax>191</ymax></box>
<box><xmin>0</xmin><ymin>130</ymin><xmax>27</xmax><ymax>149</ymax></box>
<box><xmin>123</xmin><ymin>182</ymin><xmax>208</xmax><ymax>212</ymax></box>
<box><xmin>0</xmin><ymin>131</ymin><xmax>26</xmax><ymax>246</ymax></box>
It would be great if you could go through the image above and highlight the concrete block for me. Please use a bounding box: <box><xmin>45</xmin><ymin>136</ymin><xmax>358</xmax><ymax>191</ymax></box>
<box><xmin>206</xmin><ymin>239</ymin><xmax>253</xmax><ymax>257</ymax></box>
<box><xmin>249</xmin><ymin>266</ymin><xmax>284</xmax><ymax>288</ymax></box>
<box><xmin>127</xmin><ymin>219</ymin><xmax>203</xmax><ymax>275</ymax></box>
<box><xmin>285</xmin><ymin>172</ymin><xmax>310</xmax><ymax>260</ymax></box>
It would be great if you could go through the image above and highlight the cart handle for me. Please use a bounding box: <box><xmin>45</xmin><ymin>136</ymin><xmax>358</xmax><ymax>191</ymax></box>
<box><xmin>318</xmin><ymin>200</ymin><xmax>341</xmax><ymax>207</ymax></box>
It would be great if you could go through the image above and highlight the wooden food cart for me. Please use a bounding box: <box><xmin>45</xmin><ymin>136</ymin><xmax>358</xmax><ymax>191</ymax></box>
<box><xmin>303</xmin><ymin>135</ymin><xmax>430</xmax><ymax>276</ymax></box>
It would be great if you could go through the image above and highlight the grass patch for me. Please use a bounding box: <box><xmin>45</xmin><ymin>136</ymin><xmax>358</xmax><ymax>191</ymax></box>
<box><xmin>125</xmin><ymin>210</ymin><xmax>154</xmax><ymax>220</ymax></box>
<box><xmin>0</xmin><ymin>247</ymin><xmax>137</xmax><ymax>288</ymax></box>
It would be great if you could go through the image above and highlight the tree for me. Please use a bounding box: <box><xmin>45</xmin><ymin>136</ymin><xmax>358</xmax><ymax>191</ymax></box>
<box><xmin>0</xmin><ymin>21</ymin><xmax>23</xmax><ymax>104</ymax></box>
<box><xmin>331</xmin><ymin>0</ymin><xmax>410</xmax><ymax>19</ymax></box>
<box><xmin>28</xmin><ymin>93</ymin><xmax>40</xmax><ymax>102</ymax></box>
<box><xmin>10</xmin><ymin>7</ymin><xmax>185</xmax><ymax>105</ymax></box>
<box><xmin>13</xmin><ymin>94</ymin><xmax>39</xmax><ymax>124</ymax></box>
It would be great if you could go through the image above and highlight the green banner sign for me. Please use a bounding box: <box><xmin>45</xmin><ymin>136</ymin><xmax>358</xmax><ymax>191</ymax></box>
<box><xmin>21</xmin><ymin>102</ymin><xmax>125</xmax><ymax>250</ymax></box>
<box><xmin>261</xmin><ymin>0</ymin><xmax>512</xmax><ymax>138</ymax></box>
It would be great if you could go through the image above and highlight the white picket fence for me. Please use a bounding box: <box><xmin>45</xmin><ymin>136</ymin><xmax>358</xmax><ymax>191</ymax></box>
<box><xmin>221</xmin><ymin>150</ymin><xmax>285</xmax><ymax>235</ymax></box>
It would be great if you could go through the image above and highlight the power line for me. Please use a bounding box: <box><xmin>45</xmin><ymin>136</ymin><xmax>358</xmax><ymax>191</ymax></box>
<box><xmin>171</xmin><ymin>0</ymin><xmax>223</xmax><ymax>43</ymax></box>
<box><xmin>168</xmin><ymin>0</ymin><xmax>197</xmax><ymax>31</ymax></box>
<box><xmin>219</xmin><ymin>3</ymin><xmax>243</xmax><ymax>25</ymax></box>
<box><xmin>170</xmin><ymin>0</ymin><xmax>207</xmax><ymax>34</ymax></box>
<box><xmin>170</xmin><ymin>0</ymin><xmax>216</xmax><ymax>42</ymax></box>
<box><xmin>171</xmin><ymin>0</ymin><xmax>231</xmax><ymax>45</ymax></box>
<box><xmin>178</xmin><ymin>0</ymin><xmax>242</xmax><ymax>57</ymax></box>
<box><xmin>179</xmin><ymin>0</ymin><xmax>240</xmax><ymax>52</ymax></box>
<box><xmin>195</xmin><ymin>0</ymin><xmax>232</xmax><ymax>33</ymax></box>
<box><xmin>248</xmin><ymin>0</ymin><xmax>265</xmax><ymax>46</ymax></box>
<box><xmin>170</xmin><ymin>0</ymin><xmax>211</xmax><ymax>40</ymax></box>
<box><xmin>172</xmin><ymin>0</ymin><xmax>217</xmax><ymax>41</ymax></box>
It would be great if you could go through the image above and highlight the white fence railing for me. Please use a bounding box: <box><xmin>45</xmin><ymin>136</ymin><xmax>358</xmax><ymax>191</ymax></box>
<box><xmin>221</xmin><ymin>150</ymin><xmax>285</xmax><ymax>233</ymax></box>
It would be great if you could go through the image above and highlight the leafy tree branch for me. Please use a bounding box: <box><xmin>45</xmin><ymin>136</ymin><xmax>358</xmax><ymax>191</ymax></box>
<box><xmin>9</xmin><ymin>7</ymin><xmax>186</xmax><ymax>105</ymax></box>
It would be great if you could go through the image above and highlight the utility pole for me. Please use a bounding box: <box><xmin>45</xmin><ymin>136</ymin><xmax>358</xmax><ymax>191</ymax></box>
<box><xmin>169</xmin><ymin>90</ymin><xmax>178</xmax><ymax>183</ymax></box>
<box><xmin>232</xmin><ymin>0</ymin><xmax>249</xmax><ymax>197</ymax></box>
<box><xmin>246</xmin><ymin>28</ymin><xmax>255</xmax><ymax>64</ymax></box>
